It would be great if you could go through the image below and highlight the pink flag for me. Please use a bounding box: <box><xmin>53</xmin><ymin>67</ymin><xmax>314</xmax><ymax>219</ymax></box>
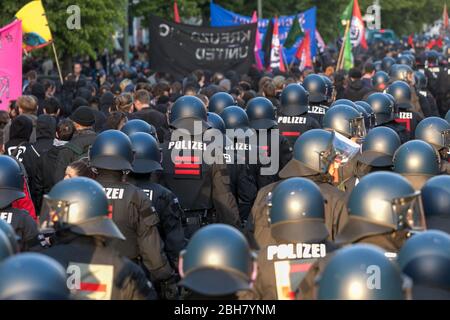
<box><xmin>251</xmin><ymin>11</ymin><xmax>263</xmax><ymax>71</ymax></box>
<box><xmin>0</xmin><ymin>20</ymin><xmax>22</xmax><ymax>111</ymax></box>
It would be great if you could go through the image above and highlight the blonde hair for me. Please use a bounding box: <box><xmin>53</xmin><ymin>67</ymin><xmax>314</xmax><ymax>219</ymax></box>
<box><xmin>16</xmin><ymin>95</ymin><xmax>37</xmax><ymax>114</ymax></box>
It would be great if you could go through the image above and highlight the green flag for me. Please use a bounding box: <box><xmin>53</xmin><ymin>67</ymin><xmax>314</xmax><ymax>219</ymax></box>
<box><xmin>284</xmin><ymin>15</ymin><xmax>304</xmax><ymax>49</ymax></box>
<box><xmin>341</xmin><ymin>0</ymin><xmax>354</xmax><ymax>25</ymax></box>
<box><xmin>343</xmin><ymin>30</ymin><xmax>353</xmax><ymax>71</ymax></box>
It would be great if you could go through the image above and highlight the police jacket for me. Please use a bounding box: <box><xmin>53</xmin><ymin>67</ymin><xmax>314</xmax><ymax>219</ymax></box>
<box><xmin>276</xmin><ymin>111</ymin><xmax>321</xmax><ymax>147</ymax></box>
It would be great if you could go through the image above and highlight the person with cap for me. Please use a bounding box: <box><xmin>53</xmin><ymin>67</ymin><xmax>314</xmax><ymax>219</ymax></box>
<box><xmin>89</xmin><ymin>130</ymin><xmax>177</xmax><ymax>299</ymax></box>
<box><xmin>248</xmin><ymin>178</ymin><xmax>336</xmax><ymax>300</ymax></box>
<box><xmin>397</xmin><ymin>230</ymin><xmax>450</xmax><ymax>299</ymax></box>
<box><xmin>178</xmin><ymin>224</ymin><xmax>257</xmax><ymax>300</ymax></box>
<box><xmin>277</xmin><ymin>83</ymin><xmax>321</xmax><ymax>148</ymax></box>
<box><xmin>315</xmin><ymin>244</ymin><xmax>408</xmax><ymax>300</ymax></box>
<box><xmin>387</xmin><ymin>81</ymin><xmax>424</xmax><ymax>141</ymax></box>
<box><xmin>415</xmin><ymin>116</ymin><xmax>450</xmax><ymax>174</ymax></box>
<box><xmin>5</xmin><ymin>115</ymin><xmax>41</xmax><ymax>208</ymax></box>
<box><xmin>246</xmin><ymin>97</ymin><xmax>292</xmax><ymax>189</ymax></box>
<box><xmin>302</xmin><ymin>74</ymin><xmax>329</xmax><ymax>125</ymax></box>
<box><xmin>421</xmin><ymin>175</ymin><xmax>450</xmax><ymax>234</ymax></box>
<box><xmin>0</xmin><ymin>253</ymin><xmax>71</xmax><ymax>300</ymax></box>
<box><xmin>126</xmin><ymin>132</ymin><xmax>185</xmax><ymax>269</ymax></box>
<box><xmin>343</xmin><ymin>68</ymin><xmax>374</xmax><ymax>101</ymax></box>
<box><xmin>34</xmin><ymin>177</ymin><xmax>157</xmax><ymax>300</ymax></box>
<box><xmin>159</xmin><ymin>96</ymin><xmax>240</xmax><ymax>239</ymax></box>
<box><xmin>392</xmin><ymin>140</ymin><xmax>441</xmax><ymax>190</ymax></box>
<box><xmin>246</xmin><ymin>129</ymin><xmax>352</xmax><ymax>250</ymax></box>
<box><xmin>54</xmin><ymin>106</ymin><xmax>97</xmax><ymax>182</ymax></box>
<box><xmin>0</xmin><ymin>156</ymin><xmax>44</xmax><ymax>251</ymax></box>
<box><xmin>208</xmin><ymin>92</ymin><xmax>235</xmax><ymax>115</ymax></box>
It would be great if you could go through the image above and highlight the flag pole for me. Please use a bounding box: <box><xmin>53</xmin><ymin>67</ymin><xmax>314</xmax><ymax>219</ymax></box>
<box><xmin>337</xmin><ymin>20</ymin><xmax>351</xmax><ymax>71</ymax></box>
<box><xmin>51</xmin><ymin>42</ymin><xmax>64</xmax><ymax>85</ymax></box>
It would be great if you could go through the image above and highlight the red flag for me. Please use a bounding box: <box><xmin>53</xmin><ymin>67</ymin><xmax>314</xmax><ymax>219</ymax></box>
<box><xmin>173</xmin><ymin>0</ymin><xmax>180</xmax><ymax>23</ymax></box>
<box><xmin>295</xmin><ymin>30</ymin><xmax>312</xmax><ymax>71</ymax></box>
<box><xmin>408</xmin><ymin>34</ymin><xmax>414</xmax><ymax>48</ymax></box>
<box><xmin>251</xmin><ymin>11</ymin><xmax>263</xmax><ymax>71</ymax></box>
<box><xmin>269</xmin><ymin>18</ymin><xmax>285</xmax><ymax>71</ymax></box>
<box><xmin>444</xmin><ymin>3</ymin><xmax>449</xmax><ymax>30</ymax></box>
<box><xmin>352</xmin><ymin>0</ymin><xmax>367</xmax><ymax>49</ymax></box>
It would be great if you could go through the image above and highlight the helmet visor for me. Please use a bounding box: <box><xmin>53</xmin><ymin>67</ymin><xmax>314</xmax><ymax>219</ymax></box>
<box><xmin>349</xmin><ymin>116</ymin><xmax>367</xmax><ymax>139</ymax></box>
<box><xmin>319</xmin><ymin>131</ymin><xmax>361</xmax><ymax>173</ymax></box>
<box><xmin>391</xmin><ymin>191</ymin><xmax>426</xmax><ymax>232</ymax></box>
<box><xmin>441</xmin><ymin>129</ymin><xmax>450</xmax><ymax>149</ymax></box>
<box><xmin>39</xmin><ymin>195</ymin><xmax>73</xmax><ymax>231</ymax></box>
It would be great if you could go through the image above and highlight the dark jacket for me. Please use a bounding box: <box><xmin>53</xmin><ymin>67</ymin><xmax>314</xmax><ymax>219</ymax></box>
<box><xmin>343</xmin><ymin>79</ymin><xmax>374</xmax><ymax>102</ymax></box>
<box><xmin>131</xmin><ymin>107</ymin><xmax>170</xmax><ymax>142</ymax></box>
<box><xmin>33</xmin><ymin>114</ymin><xmax>56</xmax><ymax>155</ymax></box>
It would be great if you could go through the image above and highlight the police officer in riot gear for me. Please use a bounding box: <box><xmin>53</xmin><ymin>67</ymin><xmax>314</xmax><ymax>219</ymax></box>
<box><xmin>387</xmin><ymin>81</ymin><xmax>423</xmax><ymax>140</ymax></box>
<box><xmin>246</xmin><ymin>129</ymin><xmax>351</xmax><ymax>250</ymax></box>
<box><xmin>36</xmin><ymin>177</ymin><xmax>157</xmax><ymax>300</ymax></box>
<box><xmin>0</xmin><ymin>229</ymin><xmax>14</xmax><ymax>262</ymax></box>
<box><xmin>277</xmin><ymin>83</ymin><xmax>320</xmax><ymax>147</ymax></box>
<box><xmin>0</xmin><ymin>253</ymin><xmax>71</xmax><ymax>300</ymax></box>
<box><xmin>317</xmin><ymin>244</ymin><xmax>407</xmax><ymax>300</ymax></box>
<box><xmin>421</xmin><ymin>175</ymin><xmax>450</xmax><ymax>233</ymax></box>
<box><xmin>159</xmin><ymin>96</ymin><xmax>240</xmax><ymax>238</ymax></box>
<box><xmin>208</xmin><ymin>92</ymin><xmax>235</xmax><ymax>115</ymax></box>
<box><xmin>392</xmin><ymin>140</ymin><xmax>441</xmax><ymax>190</ymax></box>
<box><xmin>89</xmin><ymin>130</ymin><xmax>176</xmax><ymax>297</ymax></box>
<box><xmin>355</xmin><ymin>101</ymin><xmax>375</xmax><ymax>130</ymax></box>
<box><xmin>0</xmin><ymin>155</ymin><xmax>43</xmax><ymax>251</ymax></box>
<box><xmin>0</xmin><ymin>220</ymin><xmax>19</xmax><ymax>254</ymax></box>
<box><xmin>372</xmin><ymin>70</ymin><xmax>390</xmax><ymax>92</ymax></box>
<box><xmin>415</xmin><ymin>116</ymin><xmax>450</xmax><ymax>174</ymax></box>
<box><xmin>178</xmin><ymin>224</ymin><xmax>257</xmax><ymax>299</ymax></box>
<box><xmin>249</xmin><ymin>178</ymin><xmax>335</xmax><ymax>300</ymax></box>
<box><xmin>414</xmin><ymin>71</ymin><xmax>440</xmax><ymax>117</ymax></box>
<box><xmin>397</xmin><ymin>230</ymin><xmax>450</xmax><ymax>299</ymax></box>
<box><xmin>127</xmin><ymin>132</ymin><xmax>185</xmax><ymax>269</ymax></box>
<box><xmin>246</xmin><ymin>96</ymin><xmax>292</xmax><ymax>188</ymax></box>
<box><xmin>121</xmin><ymin>119</ymin><xmax>158</xmax><ymax>141</ymax></box>
<box><xmin>302</xmin><ymin>74</ymin><xmax>329</xmax><ymax>124</ymax></box>
<box><xmin>207</xmin><ymin>112</ymin><xmax>226</xmax><ymax>134</ymax></box>
<box><xmin>321</xmin><ymin>75</ymin><xmax>334</xmax><ymax>105</ymax></box>
<box><xmin>382</xmin><ymin>56</ymin><xmax>396</xmax><ymax>72</ymax></box>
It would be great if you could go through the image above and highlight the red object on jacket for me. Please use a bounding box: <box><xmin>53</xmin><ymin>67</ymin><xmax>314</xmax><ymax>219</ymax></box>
<box><xmin>11</xmin><ymin>177</ymin><xmax>37</xmax><ymax>221</ymax></box>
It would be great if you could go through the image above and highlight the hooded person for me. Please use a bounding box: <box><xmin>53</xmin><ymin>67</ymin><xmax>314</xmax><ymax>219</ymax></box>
<box><xmin>33</xmin><ymin>114</ymin><xmax>57</xmax><ymax>155</ymax></box>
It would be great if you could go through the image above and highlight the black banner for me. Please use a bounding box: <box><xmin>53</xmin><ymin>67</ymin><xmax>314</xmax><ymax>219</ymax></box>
<box><xmin>149</xmin><ymin>15</ymin><xmax>257</xmax><ymax>76</ymax></box>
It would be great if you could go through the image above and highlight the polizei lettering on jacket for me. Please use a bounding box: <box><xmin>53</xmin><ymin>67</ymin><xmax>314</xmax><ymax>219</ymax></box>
<box><xmin>104</xmin><ymin>188</ymin><xmax>124</xmax><ymax>200</ymax></box>
<box><xmin>168</xmin><ymin>141</ymin><xmax>207</xmax><ymax>150</ymax></box>
<box><xmin>277</xmin><ymin>116</ymin><xmax>307</xmax><ymax>124</ymax></box>
<box><xmin>308</xmin><ymin>106</ymin><xmax>326</xmax><ymax>115</ymax></box>
<box><xmin>267</xmin><ymin>243</ymin><xmax>327</xmax><ymax>260</ymax></box>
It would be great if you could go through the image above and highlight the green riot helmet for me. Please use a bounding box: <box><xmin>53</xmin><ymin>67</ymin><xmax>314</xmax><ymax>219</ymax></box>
<box><xmin>179</xmin><ymin>224</ymin><xmax>256</xmax><ymax>296</ymax></box>
<box><xmin>40</xmin><ymin>177</ymin><xmax>125</xmax><ymax>240</ymax></box>
<box><xmin>318</xmin><ymin>244</ymin><xmax>406</xmax><ymax>300</ymax></box>
<box><xmin>367</xmin><ymin>93</ymin><xmax>395</xmax><ymax>125</ymax></box>
<box><xmin>415</xmin><ymin>117</ymin><xmax>450</xmax><ymax>151</ymax></box>
<box><xmin>268</xmin><ymin>177</ymin><xmax>328</xmax><ymax>243</ymax></box>
<box><xmin>323</xmin><ymin>105</ymin><xmax>366</xmax><ymax>139</ymax></box>
<box><xmin>392</xmin><ymin>140</ymin><xmax>440</xmax><ymax>190</ymax></box>
<box><xmin>0</xmin><ymin>253</ymin><xmax>70</xmax><ymax>300</ymax></box>
<box><xmin>336</xmin><ymin>172</ymin><xmax>426</xmax><ymax>244</ymax></box>
<box><xmin>397</xmin><ymin>230</ymin><xmax>450</xmax><ymax>299</ymax></box>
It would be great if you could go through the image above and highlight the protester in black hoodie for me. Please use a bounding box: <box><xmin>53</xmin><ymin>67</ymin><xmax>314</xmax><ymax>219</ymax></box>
<box><xmin>343</xmin><ymin>68</ymin><xmax>374</xmax><ymax>101</ymax></box>
<box><xmin>33</xmin><ymin>114</ymin><xmax>56</xmax><ymax>155</ymax></box>
<box><xmin>5</xmin><ymin>115</ymin><xmax>41</xmax><ymax>208</ymax></box>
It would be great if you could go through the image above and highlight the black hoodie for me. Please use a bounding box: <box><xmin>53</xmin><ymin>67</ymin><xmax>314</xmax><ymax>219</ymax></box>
<box><xmin>33</xmin><ymin>114</ymin><xmax>56</xmax><ymax>155</ymax></box>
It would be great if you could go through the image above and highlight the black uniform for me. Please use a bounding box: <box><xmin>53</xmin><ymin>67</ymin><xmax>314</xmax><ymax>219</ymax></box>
<box><xmin>276</xmin><ymin>113</ymin><xmax>321</xmax><ymax>147</ymax></box>
<box><xmin>95</xmin><ymin>171</ymin><xmax>174</xmax><ymax>283</ymax></box>
<box><xmin>417</xmin><ymin>89</ymin><xmax>440</xmax><ymax>117</ymax></box>
<box><xmin>383</xmin><ymin>121</ymin><xmax>411</xmax><ymax>144</ymax></box>
<box><xmin>159</xmin><ymin>133</ymin><xmax>241</xmax><ymax>238</ymax></box>
<box><xmin>393</xmin><ymin>107</ymin><xmax>423</xmax><ymax>142</ymax></box>
<box><xmin>0</xmin><ymin>206</ymin><xmax>43</xmax><ymax>251</ymax></box>
<box><xmin>127</xmin><ymin>174</ymin><xmax>186</xmax><ymax>268</ymax></box>
<box><xmin>307</xmin><ymin>104</ymin><xmax>328</xmax><ymax>126</ymax></box>
<box><xmin>37</xmin><ymin>231</ymin><xmax>157</xmax><ymax>300</ymax></box>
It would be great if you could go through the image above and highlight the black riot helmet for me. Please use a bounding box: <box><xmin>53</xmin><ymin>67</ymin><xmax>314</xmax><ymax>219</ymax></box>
<box><xmin>208</xmin><ymin>92</ymin><xmax>235</xmax><ymax>115</ymax></box>
<box><xmin>358</xmin><ymin>126</ymin><xmax>401</xmax><ymax>167</ymax></box>
<box><xmin>371</xmin><ymin>71</ymin><xmax>390</xmax><ymax>92</ymax></box>
<box><xmin>0</xmin><ymin>253</ymin><xmax>70</xmax><ymax>300</ymax></box>
<box><xmin>392</xmin><ymin>140</ymin><xmax>440</xmax><ymax>189</ymax></box>
<box><xmin>421</xmin><ymin>175</ymin><xmax>450</xmax><ymax>230</ymax></box>
<box><xmin>268</xmin><ymin>177</ymin><xmax>328</xmax><ymax>243</ymax></box>
<box><xmin>207</xmin><ymin>112</ymin><xmax>226</xmax><ymax>134</ymax></box>
<box><xmin>367</xmin><ymin>93</ymin><xmax>395</xmax><ymax>125</ymax></box>
<box><xmin>221</xmin><ymin>106</ymin><xmax>250</xmax><ymax>129</ymax></box>
<box><xmin>302</xmin><ymin>74</ymin><xmax>327</xmax><ymax>103</ymax></box>
<box><xmin>397</xmin><ymin>230</ymin><xmax>450</xmax><ymax>299</ymax></box>
<box><xmin>0</xmin><ymin>155</ymin><xmax>25</xmax><ymax>209</ymax></box>
<box><xmin>336</xmin><ymin>171</ymin><xmax>425</xmax><ymax>244</ymax></box>
<box><xmin>246</xmin><ymin>97</ymin><xmax>277</xmax><ymax>129</ymax></box>
<box><xmin>169</xmin><ymin>95</ymin><xmax>209</xmax><ymax>133</ymax></box>
<box><xmin>323</xmin><ymin>105</ymin><xmax>366</xmax><ymax>139</ymax></box>
<box><xmin>318</xmin><ymin>244</ymin><xmax>406</xmax><ymax>300</ymax></box>
<box><xmin>129</xmin><ymin>132</ymin><xmax>162</xmax><ymax>174</ymax></box>
<box><xmin>0</xmin><ymin>220</ymin><xmax>19</xmax><ymax>254</ymax></box>
<box><xmin>179</xmin><ymin>224</ymin><xmax>256</xmax><ymax>296</ymax></box>
<box><xmin>387</xmin><ymin>80</ymin><xmax>412</xmax><ymax>109</ymax></box>
<box><xmin>415</xmin><ymin>117</ymin><xmax>450</xmax><ymax>151</ymax></box>
<box><xmin>330</xmin><ymin>99</ymin><xmax>357</xmax><ymax>110</ymax></box>
<box><xmin>121</xmin><ymin>119</ymin><xmax>157</xmax><ymax>140</ymax></box>
<box><xmin>382</xmin><ymin>56</ymin><xmax>396</xmax><ymax>72</ymax></box>
<box><xmin>280</xmin><ymin>83</ymin><xmax>309</xmax><ymax>115</ymax></box>
<box><xmin>0</xmin><ymin>229</ymin><xmax>14</xmax><ymax>263</ymax></box>
<box><xmin>355</xmin><ymin>101</ymin><xmax>375</xmax><ymax>129</ymax></box>
<box><xmin>89</xmin><ymin>129</ymin><xmax>134</xmax><ymax>171</ymax></box>
<box><xmin>414</xmin><ymin>71</ymin><xmax>428</xmax><ymax>91</ymax></box>
<box><xmin>40</xmin><ymin>177</ymin><xmax>125</xmax><ymax>240</ymax></box>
